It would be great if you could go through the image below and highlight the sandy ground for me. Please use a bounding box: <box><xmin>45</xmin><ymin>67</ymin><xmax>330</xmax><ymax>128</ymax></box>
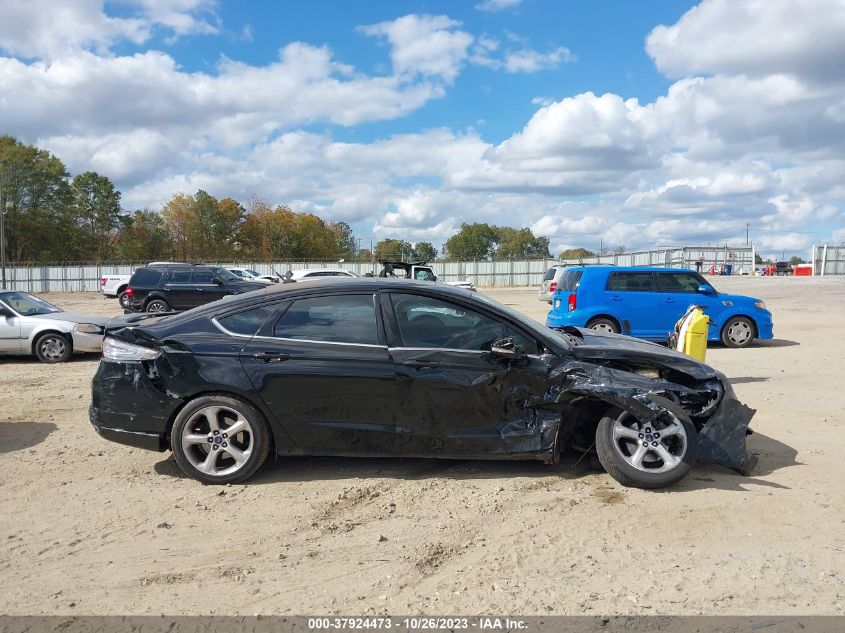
<box><xmin>1</xmin><ymin>277</ymin><xmax>844</xmax><ymax>616</ymax></box>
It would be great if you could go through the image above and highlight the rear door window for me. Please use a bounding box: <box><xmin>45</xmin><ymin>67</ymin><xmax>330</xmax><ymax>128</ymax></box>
<box><xmin>273</xmin><ymin>294</ymin><xmax>378</xmax><ymax>345</ymax></box>
<box><xmin>607</xmin><ymin>272</ymin><xmax>655</xmax><ymax>292</ymax></box>
<box><xmin>192</xmin><ymin>270</ymin><xmax>215</xmax><ymax>284</ymax></box>
<box><xmin>130</xmin><ymin>268</ymin><xmax>163</xmax><ymax>286</ymax></box>
<box><xmin>656</xmin><ymin>272</ymin><xmax>702</xmax><ymax>293</ymax></box>
<box><xmin>168</xmin><ymin>270</ymin><xmax>191</xmax><ymax>283</ymax></box>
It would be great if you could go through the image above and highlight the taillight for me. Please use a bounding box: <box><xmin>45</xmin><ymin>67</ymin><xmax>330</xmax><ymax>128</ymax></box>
<box><xmin>125</xmin><ymin>287</ymin><xmax>134</xmax><ymax>297</ymax></box>
<box><xmin>549</xmin><ymin>281</ymin><xmax>557</xmax><ymax>293</ymax></box>
<box><xmin>100</xmin><ymin>276</ymin><xmax>107</xmax><ymax>286</ymax></box>
<box><xmin>567</xmin><ymin>293</ymin><xmax>577</xmax><ymax>311</ymax></box>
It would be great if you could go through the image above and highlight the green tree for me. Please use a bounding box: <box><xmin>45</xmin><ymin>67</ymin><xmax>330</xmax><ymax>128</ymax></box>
<box><xmin>412</xmin><ymin>241</ymin><xmax>437</xmax><ymax>261</ymax></box>
<box><xmin>331</xmin><ymin>221</ymin><xmax>357</xmax><ymax>259</ymax></box>
<box><xmin>0</xmin><ymin>135</ymin><xmax>72</xmax><ymax>262</ymax></box>
<box><xmin>560</xmin><ymin>247</ymin><xmax>596</xmax><ymax>260</ymax></box>
<box><xmin>789</xmin><ymin>256</ymin><xmax>806</xmax><ymax>266</ymax></box>
<box><xmin>375</xmin><ymin>238</ymin><xmax>414</xmax><ymax>261</ymax></box>
<box><xmin>445</xmin><ymin>223</ymin><xmax>499</xmax><ymax>260</ymax></box>
<box><xmin>71</xmin><ymin>171</ymin><xmax>122</xmax><ymax>261</ymax></box>
<box><xmin>496</xmin><ymin>227</ymin><xmax>550</xmax><ymax>259</ymax></box>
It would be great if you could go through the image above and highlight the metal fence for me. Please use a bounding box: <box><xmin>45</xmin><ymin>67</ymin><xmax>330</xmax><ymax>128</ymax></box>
<box><xmin>813</xmin><ymin>244</ymin><xmax>845</xmax><ymax>275</ymax></box>
<box><xmin>0</xmin><ymin>245</ymin><xmax>763</xmax><ymax>293</ymax></box>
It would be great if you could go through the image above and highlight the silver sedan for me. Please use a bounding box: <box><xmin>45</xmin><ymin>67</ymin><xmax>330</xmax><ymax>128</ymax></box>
<box><xmin>0</xmin><ymin>290</ymin><xmax>110</xmax><ymax>363</ymax></box>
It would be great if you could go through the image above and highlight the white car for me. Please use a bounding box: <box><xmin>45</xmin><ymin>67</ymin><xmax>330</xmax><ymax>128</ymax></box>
<box><xmin>0</xmin><ymin>290</ymin><xmax>109</xmax><ymax>363</ymax></box>
<box><xmin>226</xmin><ymin>268</ymin><xmax>278</xmax><ymax>285</ymax></box>
<box><xmin>285</xmin><ymin>269</ymin><xmax>358</xmax><ymax>281</ymax></box>
<box><xmin>100</xmin><ymin>274</ymin><xmax>132</xmax><ymax>306</ymax></box>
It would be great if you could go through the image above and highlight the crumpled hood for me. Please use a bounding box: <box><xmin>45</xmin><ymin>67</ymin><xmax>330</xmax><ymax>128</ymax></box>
<box><xmin>34</xmin><ymin>312</ymin><xmax>111</xmax><ymax>327</ymax></box>
<box><xmin>566</xmin><ymin>326</ymin><xmax>718</xmax><ymax>381</ymax></box>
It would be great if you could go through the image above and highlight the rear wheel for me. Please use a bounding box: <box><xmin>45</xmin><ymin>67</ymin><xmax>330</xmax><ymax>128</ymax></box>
<box><xmin>146</xmin><ymin>298</ymin><xmax>170</xmax><ymax>313</ymax></box>
<box><xmin>595</xmin><ymin>407</ymin><xmax>697</xmax><ymax>489</ymax></box>
<box><xmin>721</xmin><ymin>316</ymin><xmax>754</xmax><ymax>348</ymax></box>
<box><xmin>586</xmin><ymin>317</ymin><xmax>619</xmax><ymax>334</ymax></box>
<box><xmin>118</xmin><ymin>290</ymin><xmax>131</xmax><ymax>309</ymax></box>
<box><xmin>170</xmin><ymin>395</ymin><xmax>271</xmax><ymax>484</ymax></box>
<box><xmin>34</xmin><ymin>333</ymin><xmax>72</xmax><ymax>363</ymax></box>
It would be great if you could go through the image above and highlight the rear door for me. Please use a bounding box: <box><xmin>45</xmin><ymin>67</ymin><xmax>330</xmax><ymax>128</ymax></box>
<box><xmin>603</xmin><ymin>271</ymin><xmax>662</xmax><ymax>339</ymax></box>
<box><xmin>238</xmin><ymin>292</ymin><xmax>398</xmax><ymax>454</ymax></box>
<box><xmin>161</xmin><ymin>269</ymin><xmax>195</xmax><ymax>310</ymax></box>
<box><xmin>655</xmin><ymin>271</ymin><xmax>722</xmax><ymax>337</ymax></box>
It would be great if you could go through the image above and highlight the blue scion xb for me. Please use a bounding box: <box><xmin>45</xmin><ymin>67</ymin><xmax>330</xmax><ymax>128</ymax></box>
<box><xmin>546</xmin><ymin>266</ymin><xmax>774</xmax><ymax>348</ymax></box>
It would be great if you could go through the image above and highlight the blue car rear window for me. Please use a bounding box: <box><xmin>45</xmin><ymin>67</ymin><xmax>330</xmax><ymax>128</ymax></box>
<box><xmin>559</xmin><ymin>270</ymin><xmax>582</xmax><ymax>291</ymax></box>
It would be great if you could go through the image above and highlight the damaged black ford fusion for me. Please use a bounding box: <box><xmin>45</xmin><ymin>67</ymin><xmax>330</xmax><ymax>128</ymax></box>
<box><xmin>89</xmin><ymin>278</ymin><xmax>756</xmax><ymax>488</ymax></box>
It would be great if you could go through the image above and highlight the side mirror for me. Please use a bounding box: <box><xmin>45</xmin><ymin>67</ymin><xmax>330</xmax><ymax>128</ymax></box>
<box><xmin>0</xmin><ymin>306</ymin><xmax>14</xmax><ymax>318</ymax></box>
<box><xmin>490</xmin><ymin>337</ymin><xmax>527</xmax><ymax>361</ymax></box>
<box><xmin>697</xmin><ymin>284</ymin><xmax>715</xmax><ymax>294</ymax></box>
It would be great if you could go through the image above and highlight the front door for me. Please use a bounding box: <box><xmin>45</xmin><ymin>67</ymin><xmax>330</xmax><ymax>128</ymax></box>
<box><xmin>0</xmin><ymin>302</ymin><xmax>22</xmax><ymax>352</ymax></box>
<box><xmin>191</xmin><ymin>270</ymin><xmax>226</xmax><ymax>306</ymax></box>
<box><xmin>655</xmin><ymin>271</ymin><xmax>722</xmax><ymax>338</ymax></box>
<box><xmin>161</xmin><ymin>269</ymin><xmax>195</xmax><ymax>310</ymax></box>
<box><xmin>239</xmin><ymin>292</ymin><xmax>397</xmax><ymax>454</ymax></box>
<box><xmin>383</xmin><ymin>291</ymin><xmax>553</xmax><ymax>458</ymax></box>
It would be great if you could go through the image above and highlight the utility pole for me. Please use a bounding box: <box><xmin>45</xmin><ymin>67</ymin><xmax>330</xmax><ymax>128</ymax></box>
<box><xmin>746</xmin><ymin>223</ymin><xmax>750</xmax><ymax>246</ymax></box>
<box><xmin>0</xmin><ymin>166</ymin><xmax>8</xmax><ymax>289</ymax></box>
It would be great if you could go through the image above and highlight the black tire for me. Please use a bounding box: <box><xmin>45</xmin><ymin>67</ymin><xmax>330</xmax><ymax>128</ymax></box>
<box><xmin>145</xmin><ymin>298</ymin><xmax>170</xmax><ymax>313</ymax></box>
<box><xmin>595</xmin><ymin>406</ymin><xmax>697</xmax><ymax>489</ymax></box>
<box><xmin>170</xmin><ymin>395</ymin><xmax>271</xmax><ymax>484</ymax></box>
<box><xmin>586</xmin><ymin>317</ymin><xmax>620</xmax><ymax>334</ymax></box>
<box><xmin>720</xmin><ymin>316</ymin><xmax>755</xmax><ymax>348</ymax></box>
<box><xmin>118</xmin><ymin>290</ymin><xmax>131</xmax><ymax>309</ymax></box>
<box><xmin>34</xmin><ymin>332</ymin><xmax>72</xmax><ymax>363</ymax></box>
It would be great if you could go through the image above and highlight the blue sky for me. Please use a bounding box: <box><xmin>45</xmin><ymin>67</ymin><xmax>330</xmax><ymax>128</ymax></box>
<box><xmin>1</xmin><ymin>0</ymin><xmax>843</xmax><ymax>258</ymax></box>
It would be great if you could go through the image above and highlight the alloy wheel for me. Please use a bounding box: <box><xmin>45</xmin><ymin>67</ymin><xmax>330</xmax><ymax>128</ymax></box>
<box><xmin>610</xmin><ymin>411</ymin><xmax>688</xmax><ymax>474</ymax></box>
<box><xmin>180</xmin><ymin>406</ymin><xmax>254</xmax><ymax>476</ymax></box>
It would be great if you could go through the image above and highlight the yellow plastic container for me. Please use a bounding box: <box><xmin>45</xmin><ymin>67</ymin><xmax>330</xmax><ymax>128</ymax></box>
<box><xmin>676</xmin><ymin>306</ymin><xmax>709</xmax><ymax>362</ymax></box>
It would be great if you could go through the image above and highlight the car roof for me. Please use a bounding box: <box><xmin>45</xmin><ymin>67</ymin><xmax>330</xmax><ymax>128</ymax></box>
<box><xmin>569</xmin><ymin>265</ymin><xmax>696</xmax><ymax>273</ymax></box>
<box><xmin>290</xmin><ymin>268</ymin><xmax>353</xmax><ymax>275</ymax></box>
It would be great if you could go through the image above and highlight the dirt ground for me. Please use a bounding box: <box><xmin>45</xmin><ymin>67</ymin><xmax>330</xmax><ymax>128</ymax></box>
<box><xmin>1</xmin><ymin>277</ymin><xmax>844</xmax><ymax>616</ymax></box>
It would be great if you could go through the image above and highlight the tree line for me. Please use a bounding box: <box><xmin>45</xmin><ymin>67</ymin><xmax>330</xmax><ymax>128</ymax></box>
<box><xmin>1</xmin><ymin>136</ymin><xmax>567</xmax><ymax>264</ymax></box>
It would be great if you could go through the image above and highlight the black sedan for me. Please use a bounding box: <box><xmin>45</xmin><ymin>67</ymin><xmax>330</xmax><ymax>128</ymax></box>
<box><xmin>90</xmin><ymin>279</ymin><xmax>756</xmax><ymax>488</ymax></box>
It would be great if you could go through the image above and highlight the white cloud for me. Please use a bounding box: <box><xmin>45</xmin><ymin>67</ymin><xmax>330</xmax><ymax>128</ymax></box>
<box><xmin>503</xmin><ymin>46</ymin><xmax>575</xmax><ymax>73</ymax></box>
<box><xmin>0</xmin><ymin>0</ymin><xmax>218</xmax><ymax>59</ymax></box>
<box><xmin>647</xmin><ymin>0</ymin><xmax>845</xmax><ymax>82</ymax></box>
<box><xmin>475</xmin><ymin>0</ymin><xmax>523</xmax><ymax>13</ymax></box>
<box><xmin>361</xmin><ymin>14</ymin><xmax>473</xmax><ymax>83</ymax></box>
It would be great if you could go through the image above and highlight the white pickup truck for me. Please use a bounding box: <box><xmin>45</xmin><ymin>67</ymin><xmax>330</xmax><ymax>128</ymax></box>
<box><xmin>100</xmin><ymin>273</ymin><xmax>132</xmax><ymax>307</ymax></box>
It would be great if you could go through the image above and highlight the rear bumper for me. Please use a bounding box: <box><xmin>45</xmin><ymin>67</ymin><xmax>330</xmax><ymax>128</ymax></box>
<box><xmin>546</xmin><ymin>310</ymin><xmax>582</xmax><ymax>329</ymax></box>
<box><xmin>89</xmin><ymin>360</ymin><xmax>183</xmax><ymax>452</ymax></box>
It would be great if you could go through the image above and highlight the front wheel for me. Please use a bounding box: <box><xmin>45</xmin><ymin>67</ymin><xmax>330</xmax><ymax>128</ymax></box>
<box><xmin>721</xmin><ymin>316</ymin><xmax>754</xmax><ymax>348</ymax></box>
<box><xmin>34</xmin><ymin>333</ymin><xmax>72</xmax><ymax>363</ymax></box>
<box><xmin>586</xmin><ymin>317</ymin><xmax>619</xmax><ymax>334</ymax></box>
<box><xmin>595</xmin><ymin>407</ymin><xmax>697</xmax><ymax>489</ymax></box>
<box><xmin>170</xmin><ymin>395</ymin><xmax>271</xmax><ymax>484</ymax></box>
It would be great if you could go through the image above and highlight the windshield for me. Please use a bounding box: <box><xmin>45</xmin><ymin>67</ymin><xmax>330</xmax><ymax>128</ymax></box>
<box><xmin>214</xmin><ymin>267</ymin><xmax>242</xmax><ymax>282</ymax></box>
<box><xmin>0</xmin><ymin>292</ymin><xmax>62</xmax><ymax>316</ymax></box>
<box><xmin>474</xmin><ymin>292</ymin><xmax>570</xmax><ymax>352</ymax></box>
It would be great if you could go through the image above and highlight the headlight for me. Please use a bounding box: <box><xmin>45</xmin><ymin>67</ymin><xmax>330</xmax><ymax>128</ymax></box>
<box><xmin>74</xmin><ymin>323</ymin><xmax>104</xmax><ymax>334</ymax></box>
<box><xmin>634</xmin><ymin>368</ymin><xmax>660</xmax><ymax>379</ymax></box>
<box><xmin>754</xmin><ymin>300</ymin><xmax>767</xmax><ymax>310</ymax></box>
<box><xmin>102</xmin><ymin>337</ymin><xmax>160</xmax><ymax>362</ymax></box>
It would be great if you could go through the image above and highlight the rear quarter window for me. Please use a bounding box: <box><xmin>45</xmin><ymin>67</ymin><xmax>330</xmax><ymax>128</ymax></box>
<box><xmin>130</xmin><ymin>268</ymin><xmax>163</xmax><ymax>286</ymax></box>
<box><xmin>543</xmin><ymin>267</ymin><xmax>559</xmax><ymax>281</ymax></box>
<box><xmin>217</xmin><ymin>304</ymin><xmax>278</xmax><ymax>336</ymax></box>
<box><xmin>559</xmin><ymin>270</ymin><xmax>582</xmax><ymax>291</ymax></box>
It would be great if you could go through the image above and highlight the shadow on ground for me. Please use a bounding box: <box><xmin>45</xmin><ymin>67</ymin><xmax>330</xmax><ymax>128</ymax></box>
<box><xmin>153</xmin><ymin>430</ymin><xmax>797</xmax><ymax>493</ymax></box>
<box><xmin>728</xmin><ymin>376</ymin><xmax>770</xmax><ymax>384</ymax></box>
<box><xmin>0</xmin><ymin>421</ymin><xmax>57</xmax><ymax>453</ymax></box>
<box><xmin>752</xmin><ymin>339</ymin><xmax>800</xmax><ymax>348</ymax></box>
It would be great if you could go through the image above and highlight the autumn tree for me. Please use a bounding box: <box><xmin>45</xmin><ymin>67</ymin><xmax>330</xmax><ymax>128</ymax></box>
<box><xmin>114</xmin><ymin>210</ymin><xmax>172</xmax><ymax>261</ymax></box>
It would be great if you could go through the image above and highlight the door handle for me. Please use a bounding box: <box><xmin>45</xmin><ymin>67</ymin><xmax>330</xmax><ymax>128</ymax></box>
<box><xmin>251</xmin><ymin>351</ymin><xmax>290</xmax><ymax>363</ymax></box>
<box><xmin>609</xmin><ymin>295</ymin><xmax>622</xmax><ymax>301</ymax></box>
<box><xmin>664</xmin><ymin>298</ymin><xmax>675</xmax><ymax>303</ymax></box>
<box><xmin>405</xmin><ymin>360</ymin><xmax>435</xmax><ymax>368</ymax></box>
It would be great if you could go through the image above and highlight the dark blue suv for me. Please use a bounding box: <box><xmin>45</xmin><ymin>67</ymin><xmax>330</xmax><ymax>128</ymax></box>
<box><xmin>546</xmin><ymin>266</ymin><xmax>773</xmax><ymax>348</ymax></box>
